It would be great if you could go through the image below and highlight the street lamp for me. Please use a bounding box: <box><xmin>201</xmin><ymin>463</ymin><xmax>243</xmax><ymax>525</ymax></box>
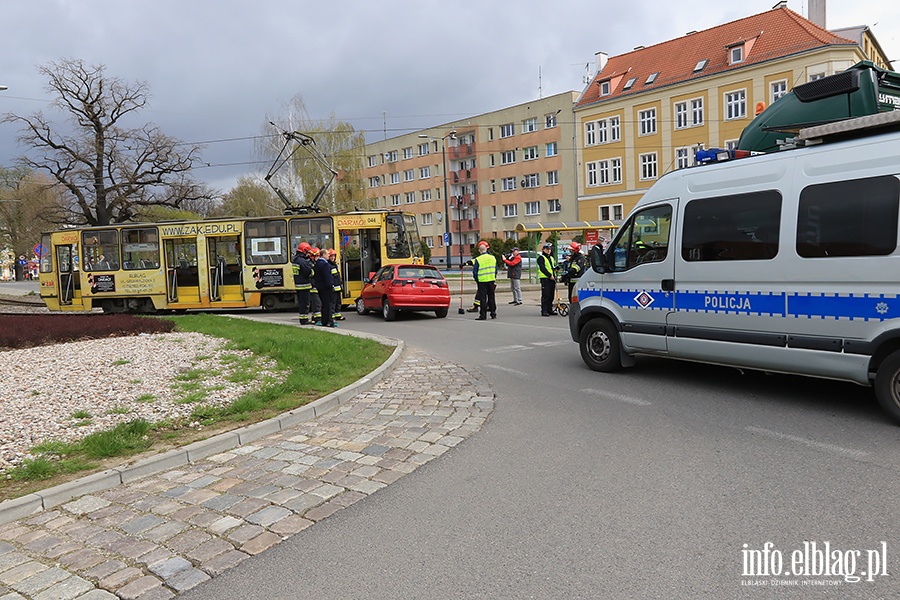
<box><xmin>455</xmin><ymin>196</ymin><xmax>467</xmax><ymax>269</ymax></box>
<box><xmin>419</xmin><ymin>130</ymin><xmax>456</xmax><ymax>267</ymax></box>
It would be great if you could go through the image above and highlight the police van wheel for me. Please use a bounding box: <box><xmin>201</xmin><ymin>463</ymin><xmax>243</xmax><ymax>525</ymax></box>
<box><xmin>579</xmin><ymin>319</ymin><xmax>621</xmax><ymax>372</ymax></box>
<box><xmin>356</xmin><ymin>298</ymin><xmax>370</xmax><ymax>315</ymax></box>
<box><xmin>874</xmin><ymin>351</ymin><xmax>900</xmax><ymax>425</ymax></box>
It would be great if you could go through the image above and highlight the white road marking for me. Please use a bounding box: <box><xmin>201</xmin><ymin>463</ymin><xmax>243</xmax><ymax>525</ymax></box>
<box><xmin>745</xmin><ymin>426</ymin><xmax>869</xmax><ymax>459</ymax></box>
<box><xmin>531</xmin><ymin>340</ymin><xmax>571</xmax><ymax>347</ymax></box>
<box><xmin>580</xmin><ymin>388</ymin><xmax>652</xmax><ymax>406</ymax></box>
<box><xmin>483</xmin><ymin>345</ymin><xmax>532</xmax><ymax>353</ymax></box>
<box><xmin>485</xmin><ymin>365</ymin><xmax>531</xmax><ymax>377</ymax></box>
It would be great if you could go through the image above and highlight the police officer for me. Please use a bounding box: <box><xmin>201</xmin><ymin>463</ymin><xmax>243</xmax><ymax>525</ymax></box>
<box><xmin>471</xmin><ymin>240</ymin><xmax>498</xmax><ymax>320</ymax></box>
<box><xmin>559</xmin><ymin>241</ymin><xmax>586</xmax><ymax>299</ymax></box>
<box><xmin>538</xmin><ymin>242</ymin><xmax>557</xmax><ymax>317</ymax></box>
<box><xmin>291</xmin><ymin>242</ymin><xmax>314</xmax><ymax>324</ymax></box>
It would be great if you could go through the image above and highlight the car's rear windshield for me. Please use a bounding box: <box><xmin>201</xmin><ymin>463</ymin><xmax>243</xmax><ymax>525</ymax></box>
<box><xmin>398</xmin><ymin>267</ymin><xmax>442</xmax><ymax>279</ymax></box>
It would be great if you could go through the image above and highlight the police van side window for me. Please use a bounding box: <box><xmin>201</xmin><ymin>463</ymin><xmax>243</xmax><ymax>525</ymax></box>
<box><xmin>681</xmin><ymin>191</ymin><xmax>781</xmax><ymax>261</ymax></box>
<box><xmin>797</xmin><ymin>175</ymin><xmax>899</xmax><ymax>258</ymax></box>
<box><xmin>611</xmin><ymin>204</ymin><xmax>672</xmax><ymax>271</ymax></box>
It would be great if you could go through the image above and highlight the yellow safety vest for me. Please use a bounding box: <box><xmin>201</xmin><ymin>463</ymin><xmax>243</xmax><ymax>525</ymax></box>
<box><xmin>473</xmin><ymin>253</ymin><xmax>497</xmax><ymax>283</ymax></box>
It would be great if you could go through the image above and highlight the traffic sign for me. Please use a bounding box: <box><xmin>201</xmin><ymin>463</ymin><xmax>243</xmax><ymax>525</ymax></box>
<box><xmin>443</xmin><ymin>232</ymin><xmax>451</xmax><ymax>245</ymax></box>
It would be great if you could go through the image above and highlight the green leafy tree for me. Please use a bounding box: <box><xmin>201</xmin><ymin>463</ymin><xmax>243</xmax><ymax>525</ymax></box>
<box><xmin>0</xmin><ymin>167</ymin><xmax>64</xmax><ymax>259</ymax></box>
<box><xmin>260</xmin><ymin>94</ymin><xmax>366</xmax><ymax>213</ymax></box>
<box><xmin>213</xmin><ymin>176</ymin><xmax>282</xmax><ymax>217</ymax></box>
<box><xmin>2</xmin><ymin>58</ymin><xmax>213</xmax><ymax>226</ymax></box>
<box><xmin>418</xmin><ymin>240</ymin><xmax>432</xmax><ymax>264</ymax></box>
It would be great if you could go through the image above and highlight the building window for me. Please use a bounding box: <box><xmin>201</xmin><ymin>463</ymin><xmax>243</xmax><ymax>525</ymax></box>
<box><xmin>585</xmin><ymin>122</ymin><xmax>595</xmax><ymax>145</ymax></box>
<box><xmin>675</xmin><ymin>147</ymin><xmax>691</xmax><ymax>169</ymax></box>
<box><xmin>424</xmin><ymin>236</ymin><xmax>434</xmax><ymax>248</ymax></box>
<box><xmin>422</xmin><ymin>213</ymin><xmax>433</xmax><ymax>225</ymax></box>
<box><xmin>391</xmin><ymin>194</ymin><xmax>401</xmax><ymax>206</ymax></box>
<box><xmin>405</xmin><ymin>192</ymin><xmax>415</xmax><ymax>204</ymax></box>
<box><xmin>675</xmin><ymin>101</ymin><xmax>688</xmax><ymax>129</ymax></box>
<box><xmin>523</xmin><ymin>146</ymin><xmax>538</xmax><ymax>160</ymax></box>
<box><xmin>501</xmin><ymin>123</ymin><xmax>515</xmax><ymax>138</ymax></box>
<box><xmin>418</xmin><ymin>143</ymin><xmax>430</xmax><ymax>156</ymax></box>
<box><xmin>546</xmin><ymin>170</ymin><xmax>559</xmax><ymax>185</ymax></box>
<box><xmin>771</xmin><ymin>80</ymin><xmax>788</xmax><ymax>103</ymax></box>
<box><xmin>597</xmin><ymin>160</ymin><xmax>611</xmax><ymax>185</ymax></box>
<box><xmin>502</xmin><ymin>177</ymin><xmax>517</xmax><ymax>191</ymax></box>
<box><xmin>367</xmin><ymin>155</ymin><xmax>377</xmax><ymax>167</ymax></box>
<box><xmin>725</xmin><ymin>89</ymin><xmax>747</xmax><ymax>120</ymax></box>
<box><xmin>403</xmin><ymin>147</ymin><xmax>413</xmax><ymax>160</ymax></box>
<box><xmin>611</xmin><ymin>158</ymin><xmax>622</xmax><ymax>183</ymax></box>
<box><xmin>419</xmin><ymin>166</ymin><xmax>431</xmax><ymax>179</ymax></box>
<box><xmin>546</xmin><ymin>142</ymin><xmax>558</xmax><ymax>157</ymax></box>
<box><xmin>597</xmin><ymin>120</ymin><xmax>608</xmax><ymax>143</ymax></box>
<box><xmin>691</xmin><ymin>98</ymin><xmax>704</xmax><ymax>125</ymax></box>
<box><xmin>600</xmin><ymin>80</ymin><xmax>611</xmax><ymax>95</ymax></box>
<box><xmin>730</xmin><ymin>45</ymin><xmax>743</xmax><ymax>64</ymax></box>
<box><xmin>610</xmin><ymin>116</ymin><xmax>621</xmax><ymax>141</ymax></box>
<box><xmin>640</xmin><ymin>153</ymin><xmax>658</xmax><ymax>180</ymax></box>
<box><xmin>809</xmin><ymin>72</ymin><xmax>826</xmax><ymax>81</ymax></box>
<box><xmin>522</xmin><ymin>173</ymin><xmax>540</xmax><ymax>188</ymax></box>
<box><xmin>404</xmin><ymin>169</ymin><xmax>414</xmax><ymax>182</ymax></box>
<box><xmin>645</xmin><ymin>72</ymin><xmax>659</xmax><ymax>85</ymax></box>
<box><xmin>385</xmin><ymin>150</ymin><xmax>398</xmax><ymax>162</ymax></box>
<box><xmin>724</xmin><ymin>139</ymin><xmax>739</xmax><ymax>150</ymax></box>
<box><xmin>368</xmin><ymin>176</ymin><xmax>380</xmax><ymax>188</ymax></box>
<box><xmin>547</xmin><ymin>199</ymin><xmax>561</xmax><ymax>213</ymax></box>
<box><xmin>501</xmin><ymin>150</ymin><xmax>516</xmax><ymax>165</ymax></box>
<box><xmin>390</xmin><ymin>173</ymin><xmax>400</xmax><ymax>185</ymax></box>
<box><xmin>623</xmin><ymin>77</ymin><xmax>636</xmax><ymax>90</ymax></box>
<box><xmin>694</xmin><ymin>59</ymin><xmax>709</xmax><ymax>72</ymax></box>
<box><xmin>600</xmin><ymin>204</ymin><xmax>624</xmax><ymax>221</ymax></box>
<box><xmin>421</xmin><ymin>189</ymin><xmax>432</xmax><ymax>202</ymax></box>
<box><xmin>586</xmin><ymin>162</ymin><xmax>597</xmax><ymax>187</ymax></box>
<box><xmin>523</xmin><ymin>117</ymin><xmax>537</xmax><ymax>133</ymax></box>
<box><xmin>491</xmin><ymin>179</ymin><xmax>496</xmax><ymax>193</ymax></box>
<box><xmin>545</xmin><ymin>113</ymin><xmax>557</xmax><ymax>128</ymax></box>
<box><xmin>492</xmin><ymin>206</ymin><xmax>497</xmax><ymax>219</ymax></box>
<box><xmin>639</xmin><ymin>108</ymin><xmax>657</xmax><ymax>136</ymax></box>
<box><xmin>503</xmin><ymin>204</ymin><xmax>518</xmax><ymax>218</ymax></box>
<box><xmin>525</xmin><ymin>201</ymin><xmax>540</xmax><ymax>216</ymax></box>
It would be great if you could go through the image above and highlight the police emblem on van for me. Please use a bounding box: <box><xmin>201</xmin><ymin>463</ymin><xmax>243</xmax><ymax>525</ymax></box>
<box><xmin>634</xmin><ymin>291</ymin><xmax>655</xmax><ymax>309</ymax></box>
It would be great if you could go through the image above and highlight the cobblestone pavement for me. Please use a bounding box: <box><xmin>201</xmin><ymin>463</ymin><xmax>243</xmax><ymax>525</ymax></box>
<box><xmin>0</xmin><ymin>350</ymin><xmax>494</xmax><ymax>599</ymax></box>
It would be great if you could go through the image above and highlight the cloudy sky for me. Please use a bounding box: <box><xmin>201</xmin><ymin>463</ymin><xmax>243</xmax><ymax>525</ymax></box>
<box><xmin>1</xmin><ymin>0</ymin><xmax>898</xmax><ymax>195</ymax></box>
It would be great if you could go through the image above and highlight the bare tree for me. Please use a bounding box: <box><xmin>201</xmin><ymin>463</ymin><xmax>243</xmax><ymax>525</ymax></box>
<box><xmin>0</xmin><ymin>167</ymin><xmax>64</xmax><ymax>259</ymax></box>
<box><xmin>2</xmin><ymin>58</ymin><xmax>214</xmax><ymax>226</ymax></box>
<box><xmin>260</xmin><ymin>94</ymin><xmax>366</xmax><ymax>213</ymax></box>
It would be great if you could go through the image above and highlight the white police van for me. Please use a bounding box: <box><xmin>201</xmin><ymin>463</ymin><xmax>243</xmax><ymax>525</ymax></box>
<box><xmin>570</xmin><ymin>110</ymin><xmax>900</xmax><ymax>425</ymax></box>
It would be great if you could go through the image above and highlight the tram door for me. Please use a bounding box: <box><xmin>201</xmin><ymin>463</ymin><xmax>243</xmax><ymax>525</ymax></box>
<box><xmin>206</xmin><ymin>235</ymin><xmax>243</xmax><ymax>302</ymax></box>
<box><xmin>339</xmin><ymin>227</ymin><xmax>382</xmax><ymax>300</ymax></box>
<box><xmin>55</xmin><ymin>244</ymin><xmax>82</xmax><ymax>307</ymax></box>
<box><xmin>164</xmin><ymin>238</ymin><xmax>200</xmax><ymax>304</ymax></box>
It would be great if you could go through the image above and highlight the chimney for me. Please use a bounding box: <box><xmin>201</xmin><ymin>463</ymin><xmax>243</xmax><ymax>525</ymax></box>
<box><xmin>772</xmin><ymin>1</ymin><xmax>787</xmax><ymax>8</ymax></box>
<box><xmin>595</xmin><ymin>51</ymin><xmax>608</xmax><ymax>73</ymax></box>
<box><xmin>808</xmin><ymin>0</ymin><xmax>826</xmax><ymax>28</ymax></box>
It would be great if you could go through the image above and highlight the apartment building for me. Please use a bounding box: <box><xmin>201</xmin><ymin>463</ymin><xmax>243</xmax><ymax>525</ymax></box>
<box><xmin>574</xmin><ymin>2</ymin><xmax>893</xmax><ymax>222</ymax></box>
<box><xmin>363</xmin><ymin>91</ymin><xmax>579</xmax><ymax>267</ymax></box>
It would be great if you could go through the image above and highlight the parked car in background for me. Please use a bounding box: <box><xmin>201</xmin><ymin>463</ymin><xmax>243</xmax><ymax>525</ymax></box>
<box><xmin>356</xmin><ymin>264</ymin><xmax>451</xmax><ymax>321</ymax></box>
<box><xmin>517</xmin><ymin>250</ymin><xmax>537</xmax><ymax>269</ymax></box>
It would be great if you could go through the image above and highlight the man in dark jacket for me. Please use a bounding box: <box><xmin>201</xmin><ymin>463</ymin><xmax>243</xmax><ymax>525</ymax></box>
<box><xmin>311</xmin><ymin>248</ymin><xmax>336</xmax><ymax>327</ymax></box>
<box><xmin>559</xmin><ymin>241</ymin><xmax>587</xmax><ymax>300</ymax></box>
<box><xmin>291</xmin><ymin>242</ymin><xmax>314</xmax><ymax>324</ymax></box>
<box><xmin>537</xmin><ymin>242</ymin><xmax>557</xmax><ymax>317</ymax></box>
<box><xmin>502</xmin><ymin>247</ymin><xmax>523</xmax><ymax>305</ymax></box>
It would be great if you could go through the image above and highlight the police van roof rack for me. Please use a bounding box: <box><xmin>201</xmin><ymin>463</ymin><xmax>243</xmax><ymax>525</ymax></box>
<box><xmin>786</xmin><ymin>109</ymin><xmax>900</xmax><ymax>147</ymax></box>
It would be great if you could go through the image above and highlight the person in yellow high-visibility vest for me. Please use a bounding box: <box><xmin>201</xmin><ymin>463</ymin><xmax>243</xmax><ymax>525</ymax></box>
<box><xmin>537</xmin><ymin>242</ymin><xmax>557</xmax><ymax>316</ymax></box>
<box><xmin>471</xmin><ymin>240</ymin><xmax>498</xmax><ymax>320</ymax></box>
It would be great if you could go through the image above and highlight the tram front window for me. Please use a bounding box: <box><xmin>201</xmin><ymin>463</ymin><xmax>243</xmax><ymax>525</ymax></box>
<box><xmin>385</xmin><ymin>214</ymin><xmax>411</xmax><ymax>259</ymax></box>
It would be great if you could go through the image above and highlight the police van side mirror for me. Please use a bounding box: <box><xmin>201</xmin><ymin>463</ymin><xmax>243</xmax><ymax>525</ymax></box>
<box><xmin>589</xmin><ymin>245</ymin><xmax>606</xmax><ymax>273</ymax></box>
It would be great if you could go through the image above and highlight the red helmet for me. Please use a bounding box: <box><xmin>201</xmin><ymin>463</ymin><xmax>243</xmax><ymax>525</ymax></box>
<box><xmin>477</xmin><ymin>240</ymin><xmax>489</xmax><ymax>250</ymax></box>
<box><xmin>297</xmin><ymin>242</ymin><xmax>311</xmax><ymax>253</ymax></box>
<box><xmin>327</xmin><ymin>249</ymin><xmax>337</xmax><ymax>258</ymax></box>
<box><xmin>308</xmin><ymin>247</ymin><xmax>320</xmax><ymax>258</ymax></box>
<box><xmin>568</xmin><ymin>241</ymin><xmax>582</xmax><ymax>253</ymax></box>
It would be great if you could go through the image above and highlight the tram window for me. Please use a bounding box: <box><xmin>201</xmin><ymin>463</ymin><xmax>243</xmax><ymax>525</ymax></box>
<box><xmin>122</xmin><ymin>228</ymin><xmax>160</xmax><ymax>269</ymax></box>
<box><xmin>385</xmin><ymin>215</ymin><xmax>410</xmax><ymax>258</ymax></box>
<box><xmin>82</xmin><ymin>230</ymin><xmax>120</xmax><ymax>271</ymax></box>
<box><xmin>290</xmin><ymin>217</ymin><xmax>334</xmax><ymax>254</ymax></box>
<box><xmin>245</xmin><ymin>219</ymin><xmax>288</xmax><ymax>265</ymax></box>
<box><xmin>40</xmin><ymin>234</ymin><xmax>53</xmax><ymax>273</ymax></box>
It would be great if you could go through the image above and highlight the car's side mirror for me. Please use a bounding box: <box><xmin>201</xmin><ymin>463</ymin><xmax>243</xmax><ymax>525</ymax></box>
<box><xmin>589</xmin><ymin>245</ymin><xmax>606</xmax><ymax>273</ymax></box>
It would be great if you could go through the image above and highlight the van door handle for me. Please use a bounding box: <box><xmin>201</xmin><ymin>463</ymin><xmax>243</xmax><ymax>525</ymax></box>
<box><xmin>661</xmin><ymin>279</ymin><xmax>675</xmax><ymax>291</ymax></box>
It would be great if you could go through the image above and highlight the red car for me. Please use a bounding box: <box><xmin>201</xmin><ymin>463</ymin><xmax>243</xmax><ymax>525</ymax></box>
<box><xmin>356</xmin><ymin>264</ymin><xmax>451</xmax><ymax>320</ymax></box>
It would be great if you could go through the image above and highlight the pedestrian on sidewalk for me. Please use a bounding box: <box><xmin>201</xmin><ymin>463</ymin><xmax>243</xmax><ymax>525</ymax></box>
<box><xmin>471</xmin><ymin>240</ymin><xmax>497</xmax><ymax>320</ymax></box>
<box><xmin>502</xmin><ymin>247</ymin><xmax>523</xmax><ymax>305</ymax></box>
<box><xmin>538</xmin><ymin>242</ymin><xmax>557</xmax><ymax>317</ymax></box>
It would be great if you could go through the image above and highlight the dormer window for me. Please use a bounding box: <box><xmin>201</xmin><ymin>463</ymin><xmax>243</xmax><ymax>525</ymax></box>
<box><xmin>623</xmin><ymin>77</ymin><xmax>637</xmax><ymax>90</ymax></box>
<box><xmin>730</xmin><ymin>45</ymin><xmax>744</xmax><ymax>64</ymax></box>
<box><xmin>693</xmin><ymin>59</ymin><xmax>709</xmax><ymax>72</ymax></box>
<box><xmin>600</xmin><ymin>80</ymin><xmax>611</xmax><ymax>96</ymax></box>
<box><xmin>645</xmin><ymin>72</ymin><xmax>659</xmax><ymax>85</ymax></box>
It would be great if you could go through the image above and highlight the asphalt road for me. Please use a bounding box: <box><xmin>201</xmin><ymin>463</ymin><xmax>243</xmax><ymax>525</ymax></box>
<box><xmin>161</xmin><ymin>300</ymin><xmax>899</xmax><ymax>598</ymax></box>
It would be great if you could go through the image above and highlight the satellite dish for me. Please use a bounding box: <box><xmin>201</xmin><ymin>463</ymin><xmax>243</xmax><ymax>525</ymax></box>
<box><xmin>437</xmin><ymin>213</ymin><xmax>443</xmax><ymax>221</ymax></box>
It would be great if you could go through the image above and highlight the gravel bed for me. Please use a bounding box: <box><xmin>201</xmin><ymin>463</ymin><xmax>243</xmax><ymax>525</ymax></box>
<box><xmin>0</xmin><ymin>332</ymin><xmax>281</xmax><ymax>473</ymax></box>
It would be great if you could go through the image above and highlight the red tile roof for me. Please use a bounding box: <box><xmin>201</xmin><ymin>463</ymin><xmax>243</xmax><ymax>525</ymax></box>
<box><xmin>576</xmin><ymin>6</ymin><xmax>856</xmax><ymax>107</ymax></box>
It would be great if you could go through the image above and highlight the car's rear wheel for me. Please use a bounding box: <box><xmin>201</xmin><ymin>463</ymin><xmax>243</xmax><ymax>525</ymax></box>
<box><xmin>579</xmin><ymin>318</ymin><xmax>622</xmax><ymax>372</ymax></box>
<box><xmin>435</xmin><ymin>308</ymin><xmax>448</xmax><ymax>318</ymax></box>
<box><xmin>874</xmin><ymin>350</ymin><xmax>900</xmax><ymax>425</ymax></box>
<box><xmin>356</xmin><ymin>298</ymin><xmax>370</xmax><ymax>315</ymax></box>
<box><xmin>382</xmin><ymin>298</ymin><xmax>397</xmax><ymax>321</ymax></box>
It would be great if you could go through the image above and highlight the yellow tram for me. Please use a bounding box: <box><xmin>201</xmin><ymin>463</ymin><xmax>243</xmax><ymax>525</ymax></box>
<box><xmin>38</xmin><ymin>211</ymin><xmax>420</xmax><ymax>313</ymax></box>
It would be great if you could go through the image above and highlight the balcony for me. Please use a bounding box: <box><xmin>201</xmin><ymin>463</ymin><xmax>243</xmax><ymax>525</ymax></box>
<box><xmin>449</xmin><ymin>142</ymin><xmax>476</xmax><ymax>158</ymax></box>
<box><xmin>454</xmin><ymin>167</ymin><xmax>477</xmax><ymax>182</ymax></box>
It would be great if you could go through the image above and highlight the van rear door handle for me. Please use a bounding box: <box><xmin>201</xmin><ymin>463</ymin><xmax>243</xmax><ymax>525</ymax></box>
<box><xmin>661</xmin><ymin>279</ymin><xmax>675</xmax><ymax>291</ymax></box>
